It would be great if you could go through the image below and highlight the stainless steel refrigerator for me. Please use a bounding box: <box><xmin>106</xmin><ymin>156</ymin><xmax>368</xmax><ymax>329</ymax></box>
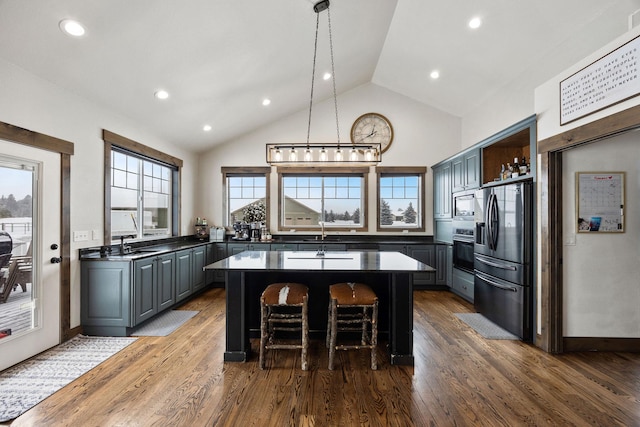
<box><xmin>474</xmin><ymin>181</ymin><xmax>533</xmax><ymax>340</ymax></box>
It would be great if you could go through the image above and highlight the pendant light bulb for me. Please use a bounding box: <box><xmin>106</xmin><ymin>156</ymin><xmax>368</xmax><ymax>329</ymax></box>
<box><xmin>304</xmin><ymin>148</ymin><xmax>313</xmax><ymax>161</ymax></box>
<box><xmin>319</xmin><ymin>148</ymin><xmax>328</xmax><ymax>162</ymax></box>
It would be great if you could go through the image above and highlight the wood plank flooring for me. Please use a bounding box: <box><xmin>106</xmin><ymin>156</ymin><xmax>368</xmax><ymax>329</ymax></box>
<box><xmin>4</xmin><ymin>288</ymin><xmax>640</xmax><ymax>426</ymax></box>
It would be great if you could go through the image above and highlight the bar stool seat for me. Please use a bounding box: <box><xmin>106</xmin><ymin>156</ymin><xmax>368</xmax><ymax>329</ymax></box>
<box><xmin>260</xmin><ymin>282</ymin><xmax>309</xmax><ymax>370</ymax></box>
<box><xmin>327</xmin><ymin>282</ymin><xmax>378</xmax><ymax>370</ymax></box>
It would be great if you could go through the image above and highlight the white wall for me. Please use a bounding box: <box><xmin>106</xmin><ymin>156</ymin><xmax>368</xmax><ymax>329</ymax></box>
<box><xmin>0</xmin><ymin>58</ymin><xmax>199</xmax><ymax>328</ymax></box>
<box><xmin>196</xmin><ymin>82</ymin><xmax>461</xmax><ymax>234</ymax></box>
<box><xmin>535</xmin><ymin>26</ymin><xmax>640</xmax><ymax>338</ymax></box>
<box><xmin>562</xmin><ymin>134</ymin><xmax>640</xmax><ymax>337</ymax></box>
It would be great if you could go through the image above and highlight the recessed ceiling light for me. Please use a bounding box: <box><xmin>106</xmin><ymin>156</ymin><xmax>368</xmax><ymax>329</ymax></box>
<box><xmin>323</xmin><ymin>72</ymin><xmax>331</xmax><ymax>80</ymax></box>
<box><xmin>59</xmin><ymin>19</ymin><xmax>86</xmax><ymax>37</ymax></box>
<box><xmin>468</xmin><ymin>17</ymin><xmax>482</xmax><ymax>29</ymax></box>
<box><xmin>154</xmin><ymin>90</ymin><xmax>169</xmax><ymax>100</ymax></box>
<box><xmin>262</xmin><ymin>98</ymin><xmax>271</xmax><ymax>106</ymax></box>
<box><xmin>430</xmin><ymin>70</ymin><xmax>440</xmax><ymax>79</ymax></box>
<box><xmin>203</xmin><ymin>124</ymin><xmax>212</xmax><ymax>132</ymax></box>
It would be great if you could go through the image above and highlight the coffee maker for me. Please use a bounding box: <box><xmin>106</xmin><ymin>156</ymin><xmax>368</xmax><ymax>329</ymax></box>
<box><xmin>232</xmin><ymin>222</ymin><xmax>249</xmax><ymax>240</ymax></box>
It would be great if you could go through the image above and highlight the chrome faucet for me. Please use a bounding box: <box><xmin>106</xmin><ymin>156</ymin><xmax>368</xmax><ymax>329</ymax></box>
<box><xmin>118</xmin><ymin>235</ymin><xmax>135</xmax><ymax>255</ymax></box>
<box><xmin>316</xmin><ymin>221</ymin><xmax>325</xmax><ymax>257</ymax></box>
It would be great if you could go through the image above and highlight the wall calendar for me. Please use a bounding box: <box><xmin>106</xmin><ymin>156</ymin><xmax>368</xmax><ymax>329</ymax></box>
<box><xmin>560</xmin><ymin>35</ymin><xmax>640</xmax><ymax>125</ymax></box>
<box><xmin>576</xmin><ymin>172</ymin><xmax>625</xmax><ymax>233</ymax></box>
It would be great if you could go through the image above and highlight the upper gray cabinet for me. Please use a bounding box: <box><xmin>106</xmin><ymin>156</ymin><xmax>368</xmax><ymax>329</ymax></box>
<box><xmin>452</xmin><ymin>148</ymin><xmax>480</xmax><ymax>192</ymax></box>
<box><xmin>432</xmin><ymin>161</ymin><xmax>452</xmax><ymax>219</ymax></box>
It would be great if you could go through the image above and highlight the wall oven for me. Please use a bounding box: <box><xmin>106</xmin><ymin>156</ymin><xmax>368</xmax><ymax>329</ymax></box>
<box><xmin>452</xmin><ymin>190</ymin><xmax>475</xmax><ymax>273</ymax></box>
<box><xmin>452</xmin><ymin>227</ymin><xmax>474</xmax><ymax>273</ymax></box>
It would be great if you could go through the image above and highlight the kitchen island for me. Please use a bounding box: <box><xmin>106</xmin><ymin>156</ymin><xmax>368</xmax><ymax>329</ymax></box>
<box><xmin>204</xmin><ymin>250</ymin><xmax>435</xmax><ymax>366</ymax></box>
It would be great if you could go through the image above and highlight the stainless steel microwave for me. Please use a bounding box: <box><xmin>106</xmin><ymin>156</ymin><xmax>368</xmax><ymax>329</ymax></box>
<box><xmin>453</xmin><ymin>190</ymin><xmax>475</xmax><ymax>220</ymax></box>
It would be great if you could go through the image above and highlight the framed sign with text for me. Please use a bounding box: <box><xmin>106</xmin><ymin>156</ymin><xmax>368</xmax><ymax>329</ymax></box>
<box><xmin>560</xmin><ymin>35</ymin><xmax>640</xmax><ymax>125</ymax></box>
<box><xmin>576</xmin><ymin>172</ymin><xmax>625</xmax><ymax>233</ymax></box>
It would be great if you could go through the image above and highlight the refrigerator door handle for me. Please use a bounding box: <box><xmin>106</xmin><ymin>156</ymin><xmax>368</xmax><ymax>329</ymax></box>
<box><xmin>475</xmin><ymin>254</ymin><xmax>518</xmax><ymax>271</ymax></box>
<box><xmin>485</xmin><ymin>194</ymin><xmax>492</xmax><ymax>250</ymax></box>
<box><xmin>490</xmin><ymin>193</ymin><xmax>499</xmax><ymax>250</ymax></box>
<box><xmin>475</xmin><ymin>271</ymin><xmax>519</xmax><ymax>292</ymax></box>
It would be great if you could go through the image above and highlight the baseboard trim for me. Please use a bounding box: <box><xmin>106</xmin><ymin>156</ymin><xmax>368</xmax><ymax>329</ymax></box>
<box><xmin>563</xmin><ymin>337</ymin><xmax>640</xmax><ymax>352</ymax></box>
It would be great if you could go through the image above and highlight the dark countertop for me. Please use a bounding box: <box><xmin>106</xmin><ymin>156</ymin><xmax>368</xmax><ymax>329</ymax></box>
<box><xmin>204</xmin><ymin>250</ymin><xmax>435</xmax><ymax>272</ymax></box>
<box><xmin>79</xmin><ymin>234</ymin><xmax>442</xmax><ymax>261</ymax></box>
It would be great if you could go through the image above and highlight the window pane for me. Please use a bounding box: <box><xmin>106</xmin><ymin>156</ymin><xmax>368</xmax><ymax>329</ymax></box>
<box><xmin>110</xmin><ymin>149</ymin><xmax>175</xmax><ymax>241</ymax></box>
<box><xmin>226</xmin><ymin>174</ymin><xmax>267</xmax><ymax>225</ymax></box>
<box><xmin>378</xmin><ymin>173</ymin><xmax>422</xmax><ymax>228</ymax></box>
<box><xmin>282</xmin><ymin>174</ymin><xmax>364</xmax><ymax>228</ymax></box>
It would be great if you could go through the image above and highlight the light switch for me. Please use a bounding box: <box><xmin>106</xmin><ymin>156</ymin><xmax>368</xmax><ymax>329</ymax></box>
<box><xmin>73</xmin><ymin>230</ymin><xmax>89</xmax><ymax>242</ymax></box>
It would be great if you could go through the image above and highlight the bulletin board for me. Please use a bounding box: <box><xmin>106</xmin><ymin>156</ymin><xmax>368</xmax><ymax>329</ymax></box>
<box><xmin>576</xmin><ymin>172</ymin><xmax>625</xmax><ymax>233</ymax></box>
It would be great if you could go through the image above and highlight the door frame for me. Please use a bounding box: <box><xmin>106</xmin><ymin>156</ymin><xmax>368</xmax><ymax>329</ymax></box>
<box><xmin>537</xmin><ymin>103</ymin><xmax>640</xmax><ymax>353</ymax></box>
<box><xmin>0</xmin><ymin>121</ymin><xmax>74</xmax><ymax>342</ymax></box>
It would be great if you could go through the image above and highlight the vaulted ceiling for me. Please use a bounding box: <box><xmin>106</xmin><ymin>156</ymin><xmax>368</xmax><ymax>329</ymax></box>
<box><xmin>0</xmin><ymin>0</ymin><xmax>639</xmax><ymax>152</ymax></box>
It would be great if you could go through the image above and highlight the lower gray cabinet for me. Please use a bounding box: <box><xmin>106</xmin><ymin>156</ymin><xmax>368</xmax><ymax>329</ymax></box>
<box><xmin>134</xmin><ymin>252</ymin><xmax>176</xmax><ymax>324</ymax></box>
<box><xmin>176</xmin><ymin>249</ymin><xmax>193</xmax><ymax>302</ymax></box>
<box><xmin>192</xmin><ymin>245</ymin><xmax>207</xmax><ymax>293</ymax></box>
<box><xmin>451</xmin><ymin>268</ymin><xmax>474</xmax><ymax>302</ymax></box>
<box><xmin>435</xmin><ymin>245</ymin><xmax>448</xmax><ymax>286</ymax></box>
<box><xmin>81</xmin><ymin>261</ymin><xmax>131</xmax><ymax>336</ymax></box>
<box><xmin>406</xmin><ymin>244</ymin><xmax>435</xmax><ymax>289</ymax></box>
<box><xmin>157</xmin><ymin>253</ymin><xmax>176</xmax><ymax>311</ymax></box>
<box><xmin>133</xmin><ymin>257</ymin><xmax>158</xmax><ymax>325</ymax></box>
<box><xmin>207</xmin><ymin>243</ymin><xmax>227</xmax><ymax>286</ymax></box>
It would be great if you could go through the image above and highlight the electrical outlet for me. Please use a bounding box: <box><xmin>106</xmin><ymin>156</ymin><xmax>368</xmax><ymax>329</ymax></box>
<box><xmin>73</xmin><ymin>230</ymin><xmax>89</xmax><ymax>242</ymax></box>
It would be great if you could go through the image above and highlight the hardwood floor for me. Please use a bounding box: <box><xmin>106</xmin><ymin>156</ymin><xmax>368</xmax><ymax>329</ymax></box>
<box><xmin>5</xmin><ymin>288</ymin><xmax>640</xmax><ymax>426</ymax></box>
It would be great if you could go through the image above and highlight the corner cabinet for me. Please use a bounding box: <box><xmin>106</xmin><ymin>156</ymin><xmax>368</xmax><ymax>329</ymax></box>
<box><xmin>81</xmin><ymin>242</ymin><xmax>210</xmax><ymax>337</ymax></box>
<box><xmin>451</xmin><ymin>148</ymin><xmax>480</xmax><ymax>192</ymax></box>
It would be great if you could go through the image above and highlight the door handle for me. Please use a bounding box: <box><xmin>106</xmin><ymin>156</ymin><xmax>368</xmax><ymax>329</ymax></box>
<box><xmin>50</xmin><ymin>257</ymin><xmax>62</xmax><ymax>264</ymax></box>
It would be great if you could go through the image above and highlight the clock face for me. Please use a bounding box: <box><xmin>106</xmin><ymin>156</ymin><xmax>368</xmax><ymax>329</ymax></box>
<box><xmin>350</xmin><ymin>113</ymin><xmax>394</xmax><ymax>153</ymax></box>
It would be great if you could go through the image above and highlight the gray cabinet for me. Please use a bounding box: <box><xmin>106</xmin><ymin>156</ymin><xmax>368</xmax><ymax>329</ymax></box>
<box><xmin>207</xmin><ymin>243</ymin><xmax>227</xmax><ymax>286</ymax></box>
<box><xmin>435</xmin><ymin>245</ymin><xmax>448</xmax><ymax>286</ymax></box>
<box><xmin>176</xmin><ymin>249</ymin><xmax>193</xmax><ymax>302</ymax></box>
<box><xmin>81</xmin><ymin>261</ymin><xmax>131</xmax><ymax>336</ymax></box>
<box><xmin>407</xmin><ymin>244</ymin><xmax>435</xmax><ymax>289</ymax></box>
<box><xmin>133</xmin><ymin>252</ymin><xmax>176</xmax><ymax>324</ymax></box>
<box><xmin>433</xmin><ymin>162</ymin><xmax>452</xmax><ymax>219</ymax></box>
<box><xmin>298</xmin><ymin>243</ymin><xmax>347</xmax><ymax>251</ymax></box>
<box><xmin>451</xmin><ymin>268</ymin><xmax>474</xmax><ymax>302</ymax></box>
<box><xmin>192</xmin><ymin>245</ymin><xmax>207</xmax><ymax>293</ymax></box>
<box><xmin>452</xmin><ymin>148</ymin><xmax>480</xmax><ymax>192</ymax></box>
<box><xmin>157</xmin><ymin>253</ymin><xmax>176</xmax><ymax>311</ymax></box>
<box><xmin>270</xmin><ymin>242</ymin><xmax>298</xmax><ymax>251</ymax></box>
<box><xmin>227</xmin><ymin>242</ymin><xmax>269</xmax><ymax>255</ymax></box>
<box><xmin>133</xmin><ymin>257</ymin><xmax>158</xmax><ymax>324</ymax></box>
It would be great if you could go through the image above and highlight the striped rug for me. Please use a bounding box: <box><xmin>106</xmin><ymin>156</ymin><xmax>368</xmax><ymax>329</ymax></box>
<box><xmin>0</xmin><ymin>335</ymin><xmax>136</xmax><ymax>422</ymax></box>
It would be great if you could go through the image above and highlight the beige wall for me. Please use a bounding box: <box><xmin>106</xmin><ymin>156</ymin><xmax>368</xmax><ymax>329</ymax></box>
<box><xmin>0</xmin><ymin>57</ymin><xmax>199</xmax><ymax>328</ymax></box>
<box><xmin>196</xmin><ymin>82</ymin><xmax>461</xmax><ymax>235</ymax></box>
<box><xmin>535</xmin><ymin>26</ymin><xmax>640</xmax><ymax>338</ymax></box>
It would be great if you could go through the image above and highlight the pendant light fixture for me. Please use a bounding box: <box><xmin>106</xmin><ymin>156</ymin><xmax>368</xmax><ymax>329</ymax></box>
<box><xmin>266</xmin><ymin>0</ymin><xmax>381</xmax><ymax>165</ymax></box>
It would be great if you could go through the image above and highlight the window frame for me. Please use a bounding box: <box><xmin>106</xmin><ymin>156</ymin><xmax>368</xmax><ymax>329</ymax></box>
<box><xmin>103</xmin><ymin>130</ymin><xmax>182</xmax><ymax>243</ymax></box>
<box><xmin>277</xmin><ymin>166</ymin><xmax>369</xmax><ymax>232</ymax></box>
<box><xmin>376</xmin><ymin>166</ymin><xmax>426</xmax><ymax>232</ymax></box>
<box><xmin>222</xmin><ymin>167</ymin><xmax>271</xmax><ymax>227</ymax></box>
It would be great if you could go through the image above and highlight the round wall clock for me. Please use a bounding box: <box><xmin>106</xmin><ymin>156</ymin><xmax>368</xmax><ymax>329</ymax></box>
<box><xmin>350</xmin><ymin>112</ymin><xmax>394</xmax><ymax>153</ymax></box>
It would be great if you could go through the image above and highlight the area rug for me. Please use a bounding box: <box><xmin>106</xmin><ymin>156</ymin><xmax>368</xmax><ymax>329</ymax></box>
<box><xmin>454</xmin><ymin>313</ymin><xmax>520</xmax><ymax>340</ymax></box>
<box><xmin>131</xmin><ymin>310</ymin><xmax>198</xmax><ymax>336</ymax></box>
<box><xmin>0</xmin><ymin>335</ymin><xmax>136</xmax><ymax>422</ymax></box>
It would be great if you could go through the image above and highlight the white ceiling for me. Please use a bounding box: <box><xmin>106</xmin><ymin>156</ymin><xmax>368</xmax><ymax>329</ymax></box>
<box><xmin>1</xmin><ymin>0</ymin><xmax>639</xmax><ymax>153</ymax></box>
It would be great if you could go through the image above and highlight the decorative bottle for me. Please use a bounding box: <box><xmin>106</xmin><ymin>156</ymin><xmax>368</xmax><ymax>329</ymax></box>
<box><xmin>511</xmin><ymin>158</ymin><xmax>520</xmax><ymax>178</ymax></box>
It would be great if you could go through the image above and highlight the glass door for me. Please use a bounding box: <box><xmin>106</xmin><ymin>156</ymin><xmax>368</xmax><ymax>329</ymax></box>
<box><xmin>0</xmin><ymin>140</ymin><xmax>61</xmax><ymax>371</ymax></box>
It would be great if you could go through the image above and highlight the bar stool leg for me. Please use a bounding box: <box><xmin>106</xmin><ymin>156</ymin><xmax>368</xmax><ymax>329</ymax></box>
<box><xmin>301</xmin><ymin>294</ymin><xmax>309</xmax><ymax>371</ymax></box>
<box><xmin>328</xmin><ymin>298</ymin><xmax>338</xmax><ymax>370</ymax></box>
<box><xmin>371</xmin><ymin>301</ymin><xmax>378</xmax><ymax>370</ymax></box>
<box><xmin>259</xmin><ymin>301</ymin><xmax>268</xmax><ymax>369</ymax></box>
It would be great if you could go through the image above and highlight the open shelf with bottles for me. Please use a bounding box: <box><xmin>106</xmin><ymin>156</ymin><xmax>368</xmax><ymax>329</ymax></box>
<box><xmin>481</xmin><ymin>124</ymin><xmax>535</xmax><ymax>186</ymax></box>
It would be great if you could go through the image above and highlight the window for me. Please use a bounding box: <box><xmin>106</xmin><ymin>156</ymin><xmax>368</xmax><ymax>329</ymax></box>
<box><xmin>278</xmin><ymin>167</ymin><xmax>368</xmax><ymax>230</ymax></box>
<box><xmin>376</xmin><ymin>167</ymin><xmax>425</xmax><ymax>231</ymax></box>
<box><xmin>103</xmin><ymin>130</ymin><xmax>182</xmax><ymax>242</ymax></box>
<box><xmin>222</xmin><ymin>167</ymin><xmax>270</xmax><ymax>226</ymax></box>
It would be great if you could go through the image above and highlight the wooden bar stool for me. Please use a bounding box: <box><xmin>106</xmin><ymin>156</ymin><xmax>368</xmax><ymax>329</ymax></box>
<box><xmin>327</xmin><ymin>282</ymin><xmax>378</xmax><ymax>370</ymax></box>
<box><xmin>260</xmin><ymin>282</ymin><xmax>309</xmax><ymax>370</ymax></box>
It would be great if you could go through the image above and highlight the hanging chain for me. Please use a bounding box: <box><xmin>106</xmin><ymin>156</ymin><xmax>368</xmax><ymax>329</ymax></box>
<box><xmin>306</xmin><ymin>12</ymin><xmax>320</xmax><ymax>148</ymax></box>
<box><xmin>327</xmin><ymin>6</ymin><xmax>341</xmax><ymax>147</ymax></box>
<box><xmin>306</xmin><ymin>2</ymin><xmax>341</xmax><ymax>148</ymax></box>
